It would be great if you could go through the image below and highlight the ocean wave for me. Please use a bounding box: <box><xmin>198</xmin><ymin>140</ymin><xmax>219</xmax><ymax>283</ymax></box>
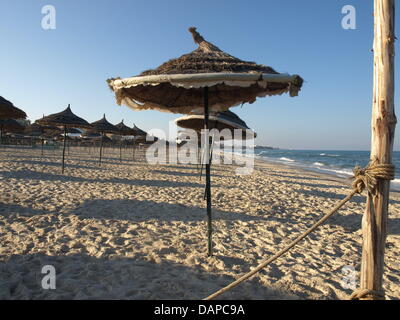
<box><xmin>313</xmin><ymin>162</ymin><xmax>324</xmax><ymax>166</ymax></box>
<box><xmin>279</xmin><ymin>157</ymin><xmax>295</xmax><ymax>162</ymax></box>
<box><xmin>320</xmin><ymin>153</ymin><xmax>339</xmax><ymax>157</ymax></box>
<box><xmin>391</xmin><ymin>179</ymin><xmax>400</xmax><ymax>191</ymax></box>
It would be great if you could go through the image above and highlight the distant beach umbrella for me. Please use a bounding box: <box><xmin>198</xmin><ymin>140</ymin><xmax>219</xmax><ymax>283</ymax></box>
<box><xmin>0</xmin><ymin>119</ymin><xmax>25</xmax><ymax>144</ymax></box>
<box><xmin>36</xmin><ymin>105</ymin><xmax>90</xmax><ymax>128</ymax></box>
<box><xmin>0</xmin><ymin>119</ymin><xmax>25</xmax><ymax>133</ymax></box>
<box><xmin>126</xmin><ymin>124</ymin><xmax>148</xmax><ymax>161</ymax></box>
<box><xmin>90</xmin><ymin>114</ymin><xmax>119</xmax><ymax>166</ymax></box>
<box><xmin>115</xmin><ymin>120</ymin><xmax>136</xmax><ymax>162</ymax></box>
<box><xmin>131</xmin><ymin>124</ymin><xmax>147</xmax><ymax>137</ymax></box>
<box><xmin>107</xmin><ymin>27</ymin><xmax>303</xmax><ymax>256</ymax></box>
<box><xmin>0</xmin><ymin>96</ymin><xmax>27</xmax><ymax>120</ymax></box>
<box><xmin>26</xmin><ymin>123</ymin><xmax>61</xmax><ymax>137</ymax></box>
<box><xmin>175</xmin><ymin>110</ymin><xmax>256</xmax><ymax>140</ymax></box>
<box><xmin>115</xmin><ymin>119</ymin><xmax>136</xmax><ymax>136</ymax></box>
<box><xmin>36</xmin><ymin>104</ymin><xmax>90</xmax><ymax>173</ymax></box>
<box><xmin>24</xmin><ymin>123</ymin><xmax>45</xmax><ymax>137</ymax></box>
<box><xmin>176</xmin><ymin>110</ymin><xmax>256</xmax><ymax>179</ymax></box>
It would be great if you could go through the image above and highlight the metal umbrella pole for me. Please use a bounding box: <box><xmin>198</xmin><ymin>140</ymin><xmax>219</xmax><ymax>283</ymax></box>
<box><xmin>61</xmin><ymin>125</ymin><xmax>67</xmax><ymax>174</ymax></box>
<box><xmin>99</xmin><ymin>132</ymin><xmax>104</xmax><ymax>166</ymax></box>
<box><xmin>203</xmin><ymin>87</ymin><xmax>213</xmax><ymax>256</ymax></box>
<box><xmin>119</xmin><ymin>140</ymin><xmax>122</xmax><ymax>162</ymax></box>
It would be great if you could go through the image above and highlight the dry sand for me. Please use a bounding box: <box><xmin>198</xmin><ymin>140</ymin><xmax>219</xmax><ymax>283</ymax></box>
<box><xmin>0</xmin><ymin>145</ymin><xmax>399</xmax><ymax>300</ymax></box>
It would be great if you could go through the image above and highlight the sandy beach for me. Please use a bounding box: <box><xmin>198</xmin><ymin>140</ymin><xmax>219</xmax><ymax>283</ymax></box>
<box><xmin>0</xmin><ymin>146</ymin><xmax>399</xmax><ymax>300</ymax></box>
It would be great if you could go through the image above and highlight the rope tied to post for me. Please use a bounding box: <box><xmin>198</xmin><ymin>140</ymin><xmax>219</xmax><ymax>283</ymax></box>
<box><xmin>349</xmin><ymin>288</ymin><xmax>385</xmax><ymax>300</ymax></box>
<box><xmin>203</xmin><ymin>160</ymin><xmax>395</xmax><ymax>300</ymax></box>
<box><xmin>351</xmin><ymin>160</ymin><xmax>395</xmax><ymax>195</ymax></box>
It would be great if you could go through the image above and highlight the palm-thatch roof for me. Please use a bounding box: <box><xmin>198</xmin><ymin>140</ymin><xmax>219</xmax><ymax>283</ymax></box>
<box><xmin>175</xmin><ymin>110</ymin><xmax>256</xmax><ymax>140</ymax></box>
<box><xmin>0</xmin><ymin>96</ymin><xmax>27</xmax><ymax>120</ymax></box>
<box><xmin>115</xmin><ymin>120</ymin><xmax>136</xmax><ymax>135</ymax></box>
<box><xmin>24</xmin><ymin>123</ymin><xmax>44</xmax><ymax>136</ymax></box>
<box><xmin>90</xmin><ymin>114</ymin><xmax>119</xmax><ymax>134</ymax></box>
<box><xmin>132</xmin><ymin>124</ymin><xmax>147</xmax><ymax>137</ymax></box>
<box><xmin>36</xmin><ymin>105</ymin><xmax>90</xmax><ymax>129</ymax></box>
<box><xmin>42</xmin><ymin>130</ymin><xmax>63</xmax><ymax>139</ymax></box>
<box><xmin>25</xmin><ymin>123</ymin><xmax>62</xmax><ymax>137</ymax></box>
<box><xmin>0</xmin><ymin>119</ymin><xmax>25</xmax><ymax>133</ymax></box>
<box><xmin>107</xmin><ymin>27</ymin><xmax>303</xmax><ymax>114</ymax></box>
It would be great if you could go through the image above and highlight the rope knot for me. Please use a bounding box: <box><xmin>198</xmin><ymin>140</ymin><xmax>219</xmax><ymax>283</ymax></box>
<box><xmin>351</xmin><ymin>160</ymin><xmax>395</xmax><ymax>194</ymax></box>
<box><xmin>349</xmin><ymin>288</ymin><xmax>385</xmax><ymax>300</ymax></box>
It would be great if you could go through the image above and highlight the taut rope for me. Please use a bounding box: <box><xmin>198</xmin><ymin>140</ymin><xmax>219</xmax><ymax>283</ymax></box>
<box><xmin>203</xmin><ymin>160</ymin><xmax>395</xmax><ymax>300</ymax></box>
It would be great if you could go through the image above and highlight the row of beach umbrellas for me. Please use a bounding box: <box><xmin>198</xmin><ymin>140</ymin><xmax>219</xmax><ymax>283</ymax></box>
<box><xmin>0</xmin><ymin>99</ymin><xmax>149</xmax><ymax>173</ymax></box>
<box><xmin>36</xmin><ymin>105</ymin><xmax>148</xmax><ymax>173</ymax></box>
<box><xmin>2</xmin><ymin>27</ymin><xmax>303</xmax><ymax>256</ymax></box>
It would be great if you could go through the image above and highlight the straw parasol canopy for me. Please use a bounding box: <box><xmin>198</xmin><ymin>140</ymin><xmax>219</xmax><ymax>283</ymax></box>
<box><xmin>0</xmin><ymin>96</ymin><xmax>27</xmax><ymax>120</ymax></box>
<box><xmin>36</xmin><ymin>105</ymin><xmax>91</xmax><ymax>129</ymax></box>
<box><xmin>107</xmin><ymin>27</ymin><xmax>303</xmax><ymax>114</ymax></box>
<box><xmin>90</xmin><ymin>115</ymin><xmax>119</xmax><ymax>166</ymax></box>
<box><xmin>115</xmin><ymin>120</ymin><xmax>136</xmax><ymax>136</ymax></box>
<box><xmin>0</xmin><ymin>119</ymin><xmax>25</xmax><ymax>133</ymax></box>
<box><xmin>90</xmin><ymin>114</ymin><xmax>119</xmax><ymax>134</ymax></box>
<box><xmin>24</xmin><ymin>123</ymin><xmax>44</xmax><ymax>136</ymax></box>
<box><xmin>131</xmin><ymin>124</ymin><xmax>147</xmax><ymax>143</ymax></box>
<box><xmin>36</xmin><ymin>105</ymin><xmax>90</xmax><ymax>173</ymax></box>
<box><xmin>132</xmin><ymin>124</ymin><xmax>147</xmax><ymax>137</ymax></box>
<box><xmin>175</xmin><ymin>110</ymin><xmax>256</xmax><ymax>140</ymax></box>
<box><xmin>25</xmin><ymin>123</ymin><xmax>62</xmax><ymax>137</ymax></box>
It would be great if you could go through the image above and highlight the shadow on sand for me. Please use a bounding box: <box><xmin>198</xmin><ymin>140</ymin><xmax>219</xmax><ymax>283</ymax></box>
<box><xmin>0</xmin><ymin>169</ymin><xmax>205</xmax><ymax>188</ymax></box>
<box><xmin>0</xmin><ymin>252</ymin><xmax>298</xmax><ymax>300</ymax></box>
<box><xmin>0</xmin><ymin>199</ymin><xmax>272</xmax><ymax>223</ymax></box>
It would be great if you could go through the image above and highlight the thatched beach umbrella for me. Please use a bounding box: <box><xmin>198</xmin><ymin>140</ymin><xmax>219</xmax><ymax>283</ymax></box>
<box><xmin>90</xmin><ymin>114</ymin><xmax>119</xmax><ymax>166</ymax></box>
<box><xmin>36</xmin><ymin>105</ymin><xmax>90</xmax><ymax>173</ymax></box>
<box><xmin>0</xmin><ymin>119</ymin><xmax>25</xmax><ymax>144</ymax></box>
<box><xmin>107</xmin><ymin>27</ymin><xmax>303</xmax><ymax>256</ymax></box>
<box><xmin>176</xmin><ymin>110</ymin><xmax>257</xmax><ymax>179</ymax></box>
<box><xmin>116</xmin><ymin>120</ymin><xmax>136</xmax><ymax>136</ymax></box>
<box><xmin>131</xmin><ymin>124</ymin><xmax>147</xmax><ymax>137</ymax></box>
<box><xmin>25</xmin><ymin>123</ymin><xmax>62</xmax><ymax>155</ymax></box>
<box><xmin>115</xmin><ymin>120</ymin><xmax>136</xmax><ymax>162</ymax></box>
<box><xmin>24</xmin><ymin>123</ymin><xmax>45</xmax><ymax>137</ymax></box>
<box><xmin>130</xmin><ymin>124</ymin><xmax>148</xmax><ymax>160</ymax></box>
<box><xmin>0</xmin><ymin>96</ymin><xmax>27</xmax><ymax>120</ymax></box>
<box><xmin>0</xmin><ymin>119</ymin><xmax>25</xmax><ymax>133</ymax></box>
<box><xmin>175</xmin><ymin>110</ymin><xmax>256</xmax><ymax>140</ymax></box>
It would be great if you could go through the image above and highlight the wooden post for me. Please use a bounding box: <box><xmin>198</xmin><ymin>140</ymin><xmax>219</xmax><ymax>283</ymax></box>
<box><xmin>360</xmin><ymin>0</ymin><xmax>396</xmax><ymax>300</ymax></box>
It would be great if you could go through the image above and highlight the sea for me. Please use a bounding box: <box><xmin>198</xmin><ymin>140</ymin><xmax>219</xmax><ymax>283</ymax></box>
<box><xmin>250</xmin><ymin>149</ymin><xmax>400</xmax><ymax>191</ymax></box>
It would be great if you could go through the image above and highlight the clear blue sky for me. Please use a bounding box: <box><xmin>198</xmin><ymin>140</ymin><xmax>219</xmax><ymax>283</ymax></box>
<box><xmin>1</xmin><ymin>0</ymin><xmax>399</xmax><ymax>150</ymax></box>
